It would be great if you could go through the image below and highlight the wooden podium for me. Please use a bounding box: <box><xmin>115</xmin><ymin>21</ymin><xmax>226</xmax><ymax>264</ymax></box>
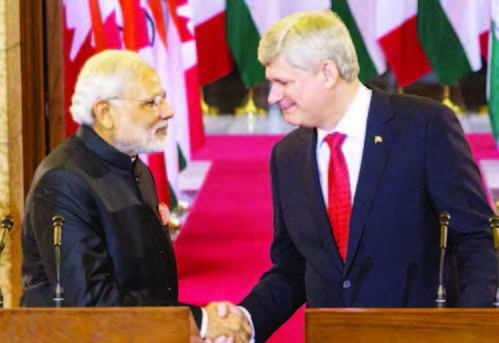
<box><xmin>306</xmin><ymin>308</ymin><xmax>499</xmax><ymax>343</ymax></box>
<box><xmin>0</xmin><ymin>307</ymin><xmax>190</xmax><ymax>342</ymax></box>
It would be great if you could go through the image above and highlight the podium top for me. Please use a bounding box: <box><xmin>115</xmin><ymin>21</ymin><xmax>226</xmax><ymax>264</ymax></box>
<box><xmin>306</xmin><ymin>308</ymin><xmax>499</xmax><ymax>343</ymax></box>
<box><xmin>0</xmin><ymin>307</ymin><xmax>190</xmax><ymax>343</ymax></box>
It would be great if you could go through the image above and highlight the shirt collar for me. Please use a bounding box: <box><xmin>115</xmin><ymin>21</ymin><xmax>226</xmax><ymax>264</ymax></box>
<box><xmin>317</xmin><ymin>83</ymin><xmax>372</xmax><ymax>145</ymax></box>
<box><xmin>76</xmin><ymin>125</ymin><xmax>135</xmax><ymax>171</ymax></box>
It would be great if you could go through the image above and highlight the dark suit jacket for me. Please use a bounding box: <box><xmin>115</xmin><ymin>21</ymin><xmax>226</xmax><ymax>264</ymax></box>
<box><xmin>240</xmin><ymin>89</ymin><xmax>496</xmax><ymax>342</ymax></box>
<box><xmin>20</xmin><ymin>125</ymin><xmax>201</xmax><ymax>326</ymax></box>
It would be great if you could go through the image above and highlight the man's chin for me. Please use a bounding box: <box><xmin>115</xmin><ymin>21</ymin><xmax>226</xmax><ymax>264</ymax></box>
<box><xmin>138</xmin><ymin>141</ymin><xmax>166</xmax><ymax>154</ymax></box>
<box><xmin>283</xmin><ymin>112</ymin><xmax>301</xmax><ymax>127</ymax></box>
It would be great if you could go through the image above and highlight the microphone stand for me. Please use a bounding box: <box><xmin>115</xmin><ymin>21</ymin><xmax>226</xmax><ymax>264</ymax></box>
<box><xmin>436</xmin><ymin>211</ymin><xmax>450</xmax><ymax>308</ymax></box>
<box><xmin>0</xmin><ymin>215</ymin><xmax>14</xmax><ymax>308</ymax></box>
<box><xmin>53</xmin><ymin>214</ymin><xmax>64</xmax><ymax>308</ymax></box>
<box><xmin>491</xmin><ymin>215</ymin><xmax>499</xmax><ymax>308</ymax></box>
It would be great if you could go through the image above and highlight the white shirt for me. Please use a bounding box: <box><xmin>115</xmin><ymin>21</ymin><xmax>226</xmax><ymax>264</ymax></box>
<box><xmin>317</xmin><ymin>84</ymin><xmax>372</xmax><ymax>207</ymax></box>
<box><xmin>236</xmin><ymin>84</ymin><xmax>372</xmax><ymax>343</ymax></box>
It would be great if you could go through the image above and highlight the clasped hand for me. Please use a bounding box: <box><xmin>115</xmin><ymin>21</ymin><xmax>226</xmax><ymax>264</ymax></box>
<box><xmin>203</xmin><ymin>301</ymin><xmax>252</xmax><ymax>343</ymax></box>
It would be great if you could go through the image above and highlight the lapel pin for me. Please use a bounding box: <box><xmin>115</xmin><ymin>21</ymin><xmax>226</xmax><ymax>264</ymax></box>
<box><xmin>374</xmin><ymin>136</ymin><xmax>383</xmax><ymax>144</ymax></box>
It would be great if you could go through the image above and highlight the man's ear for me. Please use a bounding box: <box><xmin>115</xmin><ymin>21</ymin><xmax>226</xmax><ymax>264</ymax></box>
<box><xmin>93</xmin><ymin>99</ymin><xmax>114</xmax><ymax>130</ymax></box>
<box><xmin>321</xmin><ymin>60</ymin><xmax>339</xmax><ymax>89</ymax></box>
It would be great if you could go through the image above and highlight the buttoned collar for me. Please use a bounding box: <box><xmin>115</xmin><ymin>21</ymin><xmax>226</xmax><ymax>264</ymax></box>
<box><xmin>76</xmin><ymin>125</ymin><xmax>136</xmax><ymax>171</ymax></box>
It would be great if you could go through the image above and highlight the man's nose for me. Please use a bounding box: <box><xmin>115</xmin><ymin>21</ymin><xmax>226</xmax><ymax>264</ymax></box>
<box><xmin>268</xmin><ymin>83</ymin><xmax>283</xmax><ymax>105</ymax></box>
<box><xmin>160</xmin><ymin>101</ymin><xmax>174</xmax><ymax>120</ymax></box>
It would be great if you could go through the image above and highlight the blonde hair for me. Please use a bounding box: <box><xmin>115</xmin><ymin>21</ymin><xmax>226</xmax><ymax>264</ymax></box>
<box><xmin>70</xmin><ymin>49</ymin><xmax>154</xmax><ymax>126</ymax></box>
<box><xmin>258</xmin><ymin>10</ymin><xmax>359</xmax><ymax>82</ymax></box>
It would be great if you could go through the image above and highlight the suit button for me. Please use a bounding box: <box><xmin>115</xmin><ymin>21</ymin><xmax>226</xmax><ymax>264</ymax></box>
<box><xmin>343</xmin><ymin>280</ymin><xmax>351</xmax><ymax>289</ymax></box>
<box><xmin>135</xmin><ymin>176</ymin><xmax>140</xmax><ymax>184</ymax></box>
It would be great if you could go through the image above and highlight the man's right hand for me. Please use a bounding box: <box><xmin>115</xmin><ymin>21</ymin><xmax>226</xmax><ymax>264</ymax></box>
<box><xmin>204</xmin><ymin>302</ymin><xmax>252</xmax><ymax>343</ymax></box>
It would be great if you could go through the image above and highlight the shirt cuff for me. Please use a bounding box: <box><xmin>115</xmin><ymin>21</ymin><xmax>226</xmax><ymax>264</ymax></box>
<box><xmin>199</xmin><ymin>307</ymin><xmax>208</xmax><ymax>338</ymax></box>
<box><xmin>239</xmin><ymin>306</ymin><xmax>255</xmax><ymax>343</ymax></box>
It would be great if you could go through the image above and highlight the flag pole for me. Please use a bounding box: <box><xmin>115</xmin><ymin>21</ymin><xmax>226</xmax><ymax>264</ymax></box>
<box><xmin>441</xmin><ymin>85</ymin><xmax>462</xmax><ymax>116</ymax></box>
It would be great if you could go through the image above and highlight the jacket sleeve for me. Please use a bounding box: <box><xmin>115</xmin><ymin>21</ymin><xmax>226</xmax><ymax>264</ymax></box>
<box><xmin>23</xmin><ymin>169</ymin><xmax>160</xmax><ymax>306</ymax></box>
<box><xmin>23</xmin><ymin>167</ymin><xmax>202</xmax><ymax>328</ymax></box>
<box><xmin>424</xmin><ymin>104</ymin><xmax>496</xmax><ymax>307</ymax></box>
<box><xmin>239</xmin><ymin>146</ymin><xmax>307</xmax><ymax>343</ymax></box>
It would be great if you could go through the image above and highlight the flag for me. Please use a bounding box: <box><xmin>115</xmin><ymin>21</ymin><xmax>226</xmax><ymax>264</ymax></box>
<box><xmin>136</xmin><ymin>0</ymin><xmax>182</xmax><ymax>209</ymax></box>
<box><xmin>225</xmin><ymin>0</ymin><xmax>331</xmax><ymax>87</ymax></box>
<box><xmin>375</xmin><ymin>0</ymin><xmax>431</xmax><ymax>87</ymax></box>
<box><xmin>225</xmin><ymin>1</ymin><xmax>388</xmax><ymax>86</ymax></box>
<box><xmin>190</xmin><ymin>0</ymin><xmax>234</xmax><ymax>86</ymax></box>
<box><xmin>64</xmin><ymin>0</ymin><xmax>102</xmax><ymax>136</ymax></box>
<box><xmin>63</xmin><ymin>0</ymin><xmax>203</xmax><ymax>210</ymax></box>
<box><xmin>160</xmin><ymin>0</ymin><xmax>204</xmax><ymax>207</ymax></box>
<box><xmin>488</xmin><ymin>1</ymin><xmax>499</xmax><ymax>147</ymax></box>
<box><xmin>168</xmin><ymin>0</ymin><xmax>205</xmax><ymax>153</ymax></box>
<box><xmin>334</xmin><ymin>0</ymin><xmax>387</xmax><ymax>83</ymax></box>
<box><xmin>418</xmin><ymin>0</ymin><xmax>491</xmax><ymax>85</ymax></box>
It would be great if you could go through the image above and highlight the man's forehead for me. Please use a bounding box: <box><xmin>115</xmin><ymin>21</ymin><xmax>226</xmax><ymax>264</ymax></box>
<box><xmin>266</xmin><ymin>59</ymin><xmax>296</xmax><ymax>80</ymax></box>
<box><xmin>126</xmin><ymin>68</ymin><xmax>162</xmax><ymax>93</ymax></box>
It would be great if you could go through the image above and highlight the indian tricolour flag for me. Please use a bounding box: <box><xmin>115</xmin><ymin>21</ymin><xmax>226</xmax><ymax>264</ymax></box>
<box><xmin>225</xmin><ymin>0</ymin><xmax>331</xmax><ymax>87</ymax></box>
<box><xmin>138</xmin><ymin>0</ymin><xmax>204</xmax><ymax>208</ymax></box>
<box><xmin>418</xmin><ymin>0</ymin><xmax>491</xmax><ymax>85</ymax></box>
<box><xmin>488</xmin><ymin>0</ymin><xmax>499</xmax><ymax>147</ymax></box>
<box><xmin>161</xmin><ymin>0</ymin><xmax>204</xmax><ymax>208</ymax></box>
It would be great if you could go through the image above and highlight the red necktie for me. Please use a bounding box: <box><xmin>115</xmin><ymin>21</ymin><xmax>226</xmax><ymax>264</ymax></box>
<box><xmin>325</xmin><ymin>133</ymin><xmax>351</xmax><ymax>262</ymax></box>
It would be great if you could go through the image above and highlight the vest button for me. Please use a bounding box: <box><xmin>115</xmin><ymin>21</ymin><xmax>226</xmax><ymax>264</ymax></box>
<box><xmin>343</xmin><ymin>280</ymin><xmax>351</xmax><ymax>289</ymax></box>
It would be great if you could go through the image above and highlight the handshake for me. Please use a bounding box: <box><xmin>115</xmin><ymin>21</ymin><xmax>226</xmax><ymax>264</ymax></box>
<box><xmin>191</xmin><ymin>301</ymin><xmax>253</xmax><ymax>343</ymax></box>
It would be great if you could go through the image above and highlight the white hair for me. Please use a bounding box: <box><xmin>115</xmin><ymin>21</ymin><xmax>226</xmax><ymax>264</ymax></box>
<box><xmin>258</xmin><ymin>10</ymin><xmax>359</xmax><ymax>82</ymax></box>
<box><xmin>70</xmin><ymin>49</ymin><xmax>154</xmax><ymax>126</ymax></box>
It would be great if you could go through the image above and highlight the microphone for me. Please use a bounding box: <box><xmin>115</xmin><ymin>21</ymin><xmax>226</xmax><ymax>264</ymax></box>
<box><xmin>490</xmin><ymin>215</ymin><xmax>499</xmax><ymax>308</ymax></box>
<box><xmin>53</xmin><ymin>214</ymin><xmax>64</xmax><ymax>307</ymax></box>
<box><xmin>436</xmin><ymin>211</ymin><xmax>450</xmax><ymax>308</ymax></box>
<box><xmin>0</xmin><ymin>215</ymin><xmax>13</xmax><ymax>254</ymax></box>
<box><xmin>0</xmin><ymin>215</ymin><xmax>13</xmax><ymax>308</ymax></box>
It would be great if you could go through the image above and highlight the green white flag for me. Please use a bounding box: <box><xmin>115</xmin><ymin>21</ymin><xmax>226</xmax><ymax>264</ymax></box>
<box><xmin>489</xmin><ymin>1</ymin><xmax>499</xmax><ymax>146</ymax></box>
<box><xmin>225</xmin><ymin>0</ymin><xmax>331</xmax><ymax>87</ymax></box>
<box><xmin>334</xmin><ymin>1</ymin><xmax>387</xmax><ymax>83</ymax></box>
<box><xmin>418</xmin><ymin>0</ymin><xmax>490</xmax><ymax>85</ymax></box>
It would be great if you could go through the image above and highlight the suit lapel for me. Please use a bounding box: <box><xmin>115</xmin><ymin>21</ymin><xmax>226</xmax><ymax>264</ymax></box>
<box><xmin>344</xmin><ymin>91</ymin><xmax>395</xmax><ymax>275</ymax></box>
<box><xmin>298</xmin><ymin>128</ymin><xmax>345</xmax><ymax>271</ymax></box>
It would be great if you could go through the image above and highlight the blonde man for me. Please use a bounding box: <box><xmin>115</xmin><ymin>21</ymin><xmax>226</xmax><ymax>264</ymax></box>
<box><xmin>216</xmin><ymin>10</ymin><xmax>495</xmax><ymax>343</ymax></box>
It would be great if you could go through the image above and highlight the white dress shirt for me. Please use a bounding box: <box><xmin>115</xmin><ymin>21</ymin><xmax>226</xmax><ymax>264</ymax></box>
<box><xmin>316</xmin><ymin>84</ymin><xmax>372</xmax><ymax>207</ymax></box>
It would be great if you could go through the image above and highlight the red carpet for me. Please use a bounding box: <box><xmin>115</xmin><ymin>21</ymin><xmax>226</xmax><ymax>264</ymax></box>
<box><xmin>174</xmin><ymin>133</ymin><xmax>498</xmax><ymax>343</ymax></box>
<box><xmin>466</xmin><ymin>133</ymin><xmax>499</xmax><ymax>205</ymax></box>
<box><xmin>466</xmin><ymin>133</ymin><xmax>499</xmax><ymax>160</ymax></box>
<box><xmin>174</xmin><ymin>134</ymin><xmax>303</xmax><ymax>343</ymax></box>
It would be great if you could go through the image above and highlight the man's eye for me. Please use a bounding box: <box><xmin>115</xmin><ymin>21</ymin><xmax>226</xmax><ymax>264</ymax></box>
<box><xmin>144</xmin><ymin>98</ymin><xmax>158</xmax><ymax>108</ymax></box>
<box><xmin>143</xmin><ymin>93</ymin><xmax>164</xmax><ymax>109</ymax></box>
<box><xmin>274</xmin><ymin>81</ymin><xmax>289</xmax><ymax>87</ymax></box>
